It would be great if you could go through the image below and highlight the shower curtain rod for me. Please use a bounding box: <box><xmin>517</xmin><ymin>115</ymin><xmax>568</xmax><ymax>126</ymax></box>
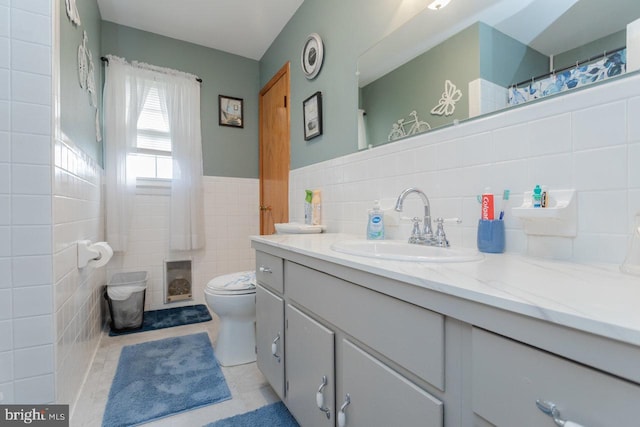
<box><xmin>511</xmin><ymin>45</ymin><xmax>625</xmax><ymax>88</ymax></box>
<box><xmin>100</xmin><ymin>56</ymin><xmax>203</xmax><ymax>83</ymax></box>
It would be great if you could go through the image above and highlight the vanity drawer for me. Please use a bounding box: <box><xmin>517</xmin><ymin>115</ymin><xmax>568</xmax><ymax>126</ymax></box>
<box><xmin>255</xmin><ymin>251</ymin><xmax>284</xmax><ymax>293</ymax></box>
<box><xmin>472</xmin><ymin>328</ymin><xmax>640</xmax><ymax>426</ymax></box>
<box><xmin>286</xmin><ymin>261</ymin><xmax>444</xmax><ymax>390</ymax></box>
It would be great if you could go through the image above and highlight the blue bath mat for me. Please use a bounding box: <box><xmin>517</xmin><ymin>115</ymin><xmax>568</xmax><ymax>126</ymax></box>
<box><xmin>108</xmin><ymin>304</ymin><xmax>212</xmax><ymax>336</ymax></box>
<box><xmin>102</xmin><ymin>332</ymin><xmax>231</xmax><ymax>427</ymax></box>
<box><xmin>203</xmin><ymin>401</ymin><xmax>299</xmax><ymax>427</ymax></box>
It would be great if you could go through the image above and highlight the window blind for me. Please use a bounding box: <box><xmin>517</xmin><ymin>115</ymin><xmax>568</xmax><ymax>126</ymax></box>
<box><xmin>137</xmin><ymin>86</ymin><xmax>171</xmax><ymax>153</ymax></box>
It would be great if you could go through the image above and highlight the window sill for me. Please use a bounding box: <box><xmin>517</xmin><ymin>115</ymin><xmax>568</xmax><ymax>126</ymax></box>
<box><xmin>136</xmin><ymin>177</ymin><xmax>171</xmax><ymax>195</ymax></box>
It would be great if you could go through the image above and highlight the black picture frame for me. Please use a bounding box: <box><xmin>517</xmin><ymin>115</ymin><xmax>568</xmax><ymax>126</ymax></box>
<box><xmin>303</xmin><ymin>91</ymin><xmax>322</xmax><ymax>140</ymax></box>
<box><xmin>219</xmin><ymin>95</ymin><xmax>244</xmax><ymax>128</ymax></box>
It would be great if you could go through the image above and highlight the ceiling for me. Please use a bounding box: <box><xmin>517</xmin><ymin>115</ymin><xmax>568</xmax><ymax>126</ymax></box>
<box><xmin>97</xmin><ymin>0</ymin><xmax>305</xmax><ymax>60</ymax></box>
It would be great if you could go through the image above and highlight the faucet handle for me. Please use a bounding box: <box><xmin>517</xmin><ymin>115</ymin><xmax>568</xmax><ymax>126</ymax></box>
<box><xmin>433</xmin><ymin>217</ymin><xmax>460</xmax><ymax>247</ymax></box>
<box><xmin>409</xmin><ymin>217</ymin><xmax>423</xmax><ymax>244</ymax></box>
<box><xmin>436</xmin><ymin>217</ymin><xmax>462</xmax><ymax>224</ymax></box>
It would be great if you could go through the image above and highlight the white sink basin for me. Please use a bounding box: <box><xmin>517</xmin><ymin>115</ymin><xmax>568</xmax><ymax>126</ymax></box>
<box><xmin>330</xmin><ymin>240</ymin><xmax>484</xmax><ymax>262</ymax></box>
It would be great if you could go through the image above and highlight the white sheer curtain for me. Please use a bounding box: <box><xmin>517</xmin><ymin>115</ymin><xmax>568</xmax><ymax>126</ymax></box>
<box><xmin>103</xmin><ymin>56</ymin><xmax>204</xmax><ymax>252</ymax></box>
<box><xmin>103</xmin><ymin>55</ymin><xmax>152</xmax><ymax>251</ymax></box>
<box><xmin>157</xmin><ymin>70</ymin><xmax>205</xmax><ymax>250</ymax></box>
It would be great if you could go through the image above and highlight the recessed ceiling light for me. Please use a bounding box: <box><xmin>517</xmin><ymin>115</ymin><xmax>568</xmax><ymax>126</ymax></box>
<box><xmin>428</xmin><ymin>0</ymin><xmax>451</xmax><ymax>10</ymax></box>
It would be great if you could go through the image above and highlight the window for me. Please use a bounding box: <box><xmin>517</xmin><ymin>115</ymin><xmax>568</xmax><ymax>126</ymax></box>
<box><xmin>128</xmin><ymin>85</ymin><xmax>173</xmax><ymax>180</ymax></box>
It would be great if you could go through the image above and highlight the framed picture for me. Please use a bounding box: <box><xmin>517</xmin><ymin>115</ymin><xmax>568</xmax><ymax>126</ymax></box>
<box><xmin>303</xmin><ymin>91</ymin><xmax>322</xmax><ymax>140</ymax></box>
<box><xmin>219</xmin><ymin>95</ymin><xmax>244</xmax><ymax>128</ymax></box>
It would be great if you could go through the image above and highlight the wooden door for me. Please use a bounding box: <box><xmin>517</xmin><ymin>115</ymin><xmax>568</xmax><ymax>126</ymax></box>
<box><xmin>259</xmin><ymin>63</ymin><xmax>290</xmax><ymax>235</ymax></box>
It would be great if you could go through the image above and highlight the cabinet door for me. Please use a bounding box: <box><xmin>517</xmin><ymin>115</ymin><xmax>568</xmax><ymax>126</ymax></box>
<box><xmin>286</xmin><ymin>304</ymin><xmax>335</xmax><ymax>427</ymax></box>
<box><xmin>339</xmin><ymin>339</ymin><xmax>443</xmax><ymax>427</ymax></box>
<box><xmin>256</xmin><ymin>284</ymin><xmax>285</xmax><ymax>399</ymax></box>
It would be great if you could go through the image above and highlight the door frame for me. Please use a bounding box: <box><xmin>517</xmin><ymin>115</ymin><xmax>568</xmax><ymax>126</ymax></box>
<box><xmin>259</xmin><ymin>62</ymin><xmax>291</xmax><ymax>234</ymax></box>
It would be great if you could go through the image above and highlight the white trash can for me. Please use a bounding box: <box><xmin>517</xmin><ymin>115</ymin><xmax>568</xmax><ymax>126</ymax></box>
<box><xmin>106</xmin><ymin>271</ymin><xmax>148</xmax><ymax>331</ymax></box>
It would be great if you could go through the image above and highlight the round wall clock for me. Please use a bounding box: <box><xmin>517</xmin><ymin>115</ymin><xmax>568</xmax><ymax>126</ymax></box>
<box><xmin>301</xmin><ymin>33</ymin><xmax>324</xmax><ymax>80</ymax></box>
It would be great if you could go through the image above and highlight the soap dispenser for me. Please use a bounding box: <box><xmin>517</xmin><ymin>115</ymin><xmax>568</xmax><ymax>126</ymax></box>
<box><xmin>366</xmin><ymin>200</ymin><xmax>385</xmax><ymax>240</ymax></box>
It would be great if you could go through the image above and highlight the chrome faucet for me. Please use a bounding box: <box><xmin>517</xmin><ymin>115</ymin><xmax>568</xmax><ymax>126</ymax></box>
<box><xmin>394</xmin><ymin>187</ymin><xmax>434</xmax><ymax>244</ymax></box>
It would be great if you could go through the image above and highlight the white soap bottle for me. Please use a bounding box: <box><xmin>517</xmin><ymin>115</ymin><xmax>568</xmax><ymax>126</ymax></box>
<box><xmin>366</xmin><ymin>200</ymin><xmax>385</xmax><ymax>240</ymax></box>
<box><xmin>311</xmin><ymin>190</ymin><xmax>322</xmax><ymax>225</ymax></box>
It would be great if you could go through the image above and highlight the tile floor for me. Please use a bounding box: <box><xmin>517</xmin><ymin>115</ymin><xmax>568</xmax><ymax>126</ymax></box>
<box><xmin>71</xmin><ymin>317</ymin><xmax>279</xmax><ymax>427</ymax></box>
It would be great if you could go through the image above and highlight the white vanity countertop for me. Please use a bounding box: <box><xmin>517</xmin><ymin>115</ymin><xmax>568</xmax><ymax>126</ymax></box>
<box><xmin>251</xmin><ymin>233</ymin><xmax>640</xmax><ymax>347</ymax></box>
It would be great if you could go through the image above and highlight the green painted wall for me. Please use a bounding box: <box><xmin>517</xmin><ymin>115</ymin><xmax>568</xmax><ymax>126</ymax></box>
<box><xmin>479</xmin><ymin>23</ymin><xmax>549</xmax><ymax>87</ymax></box>
<box><xmin>101</xmin><ymin>22</ymin><xmax>260</xmax><ymax>178</ymax></box>
<box><xmin>361</xmin><ymin>24</ymin><xmax>479</xmax><ymax>147</ymax></box>
<box><xmin>554</xmin><ymin>30</ymin><xmax>626</xmax><ymax>70</ymax></box>
<box><xmin>59</xmin><ymin>0</ymin><xmax>103</xmax><ymax>165</ymax></box>
<box><xmin>260</xmin><ymin>0</ymin><xmax>362</xmax><ymax>170</ymax></box>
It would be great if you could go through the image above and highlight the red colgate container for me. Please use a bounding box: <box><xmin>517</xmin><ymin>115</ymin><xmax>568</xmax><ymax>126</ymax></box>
<box><xmin>481</xmin><ymin>190</ymin><xmax>494</xmax><ymax>220</ymax></box>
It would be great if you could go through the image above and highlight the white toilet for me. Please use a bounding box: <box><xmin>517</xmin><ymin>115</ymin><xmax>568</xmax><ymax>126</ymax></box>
<box><xmin>204</xmin><ymin>270</ymin><xmax>256</xmax><ymax>366</ymax></box>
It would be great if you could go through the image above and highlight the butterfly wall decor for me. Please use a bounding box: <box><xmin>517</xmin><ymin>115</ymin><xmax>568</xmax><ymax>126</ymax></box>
<box><xmin>430</xmin><ymin>80</ymin><xmax>462</xmax><ymax>116</ymax></box>
<box><xmin>65</xmin><ymin>0</ymin><xmax>81</xmax><ymax>26</ymax></box>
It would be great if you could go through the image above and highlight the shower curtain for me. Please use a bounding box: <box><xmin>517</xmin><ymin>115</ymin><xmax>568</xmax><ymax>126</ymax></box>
<box><xmin>508</xmin><ymin>49</ymin><xmax>626</xmax><ymax>106</ymax></box>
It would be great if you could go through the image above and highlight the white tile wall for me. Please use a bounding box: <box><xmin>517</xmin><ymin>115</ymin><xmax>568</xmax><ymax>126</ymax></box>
<box><xmin>627</xmin><ymin>18</ymin><xmax>640</xmax><ymax>72</ymax></box>
<box><xmin>2</xmin><ymin>0</ymin><xmax>56</xmax><ymax>406</ymax></box>
<box><xmin>106</xmin><ymin>176</ymin><xmax>259</xmax><ymax>311</ymax></box>
<box><xmin>291</xmin><ymin>72</ymin><xmax>640</xmax><ymax>264</ymax></box>
<box><xmin>469</xmin><ymin>78</ymin><xmax>508</xmax><ymax>118</ymax></box>
<box><xmin>52</xmin><ymin>139</ymin><xmax>105</xmax><ymax>411</ymax></box>
<box><xmin>0</xmin><ymin>0</ymin><xmax>103</xmax><ymax>411</ymax></box>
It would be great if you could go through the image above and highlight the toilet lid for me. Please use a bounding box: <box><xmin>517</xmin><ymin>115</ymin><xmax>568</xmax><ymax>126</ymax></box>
<box><xmin>206</xmin><ymin>271</ymin><xmax>256</xmax><ymax>295</ymax></box>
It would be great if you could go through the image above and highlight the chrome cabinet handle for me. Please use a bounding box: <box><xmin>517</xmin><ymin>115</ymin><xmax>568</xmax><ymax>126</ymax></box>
<box><xmin>271</xmin><ymin>333</ymin><xmax>281</xmax><ymax>363</ymax></box>
<box><xmin>338</xmin><ymin>393</ymin><xmax>351</xmax><ymax>427</ymax></box>
<box><xmin>259</xmin><ymin>266</ymin><xmax>273</xmax><ymax>274</ymax></box>
<box><xmin>315</xmin><ymin>375</ymin><xmax>331</xmax><ymax>419</ymax></box>
<box><xmin>536</xmin><ymin>400</ymin><xmax>585</xmax><ymax>427</ymax></box>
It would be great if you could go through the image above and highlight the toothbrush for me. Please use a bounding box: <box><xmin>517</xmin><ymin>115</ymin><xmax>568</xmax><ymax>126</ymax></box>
<box><xmin>498</xmin><ymin>189</ymin><xmax>510</xmax><ymax>220</ymax></box>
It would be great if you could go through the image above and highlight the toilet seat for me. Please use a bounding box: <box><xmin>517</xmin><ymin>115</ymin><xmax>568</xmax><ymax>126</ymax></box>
<box><xmin>206</xmin><ymin>270</ymin><xmax>256</xmax><ymax>296</ymax></box>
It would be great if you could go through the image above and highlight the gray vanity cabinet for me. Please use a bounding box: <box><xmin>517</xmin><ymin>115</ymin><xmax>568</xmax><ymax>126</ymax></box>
<box><xmin>285</xmin><ymin>304</ymin><xmax>335</xmax><ymax>427</ymax></box>
<box><xmin>255</xmin><ymin>250</ymin><xmax>445</xmax><ymax>427</ymax></box>
<box><xmin>253</xmin><ymin>240</ymin><xmax>640</xmax><ymax>426</ymax></box>
<box><xmin>256</xmin><ymin>284</ymin><xmax>285</xmax><ymax>400</ymax></box>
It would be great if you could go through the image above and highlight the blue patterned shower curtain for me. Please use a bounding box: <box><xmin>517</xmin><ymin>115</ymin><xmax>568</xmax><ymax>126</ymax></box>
<box><xmin>508</xmin><ymin>49</ymin><xmax>627</xmax><ymax>106</ymax></box>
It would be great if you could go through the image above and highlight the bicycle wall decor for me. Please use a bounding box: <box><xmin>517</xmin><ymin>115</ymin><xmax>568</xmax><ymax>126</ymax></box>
<box><xmin>387</xmin><ymin>110</ymin><xmax>431</xmax><ymax>141</ymax></box>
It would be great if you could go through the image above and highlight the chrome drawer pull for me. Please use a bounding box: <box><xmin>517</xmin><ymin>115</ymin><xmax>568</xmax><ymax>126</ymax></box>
<box><xmin>338</xmin><ymin>393</ymin><xmax>350</xmax><ymax>427</ymax></box>
<box><xmin>271</xmin><ymin>333</ymin><xmax>281</xmax><ymax>363</ymax></box>
<box><xmin>316</xmin><ymin>375</ymin><xmax>331</xmax><ymax>419</ymax></box>
<box><xmin>259</xmin><ymin>266</ymin><xmax>273</xmax><ymax>274</ymax></box>
<box><xmin>536</xmin><ymin>400</ymin><xmax>585</xmax><ymax>427</ymax></box>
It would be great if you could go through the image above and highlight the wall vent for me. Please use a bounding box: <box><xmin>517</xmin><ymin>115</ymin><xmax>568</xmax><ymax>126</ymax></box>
<box><xmin>164</xmin><ymin>259</ymin><xmax>192</xmax><ymax>303</ymax></box>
